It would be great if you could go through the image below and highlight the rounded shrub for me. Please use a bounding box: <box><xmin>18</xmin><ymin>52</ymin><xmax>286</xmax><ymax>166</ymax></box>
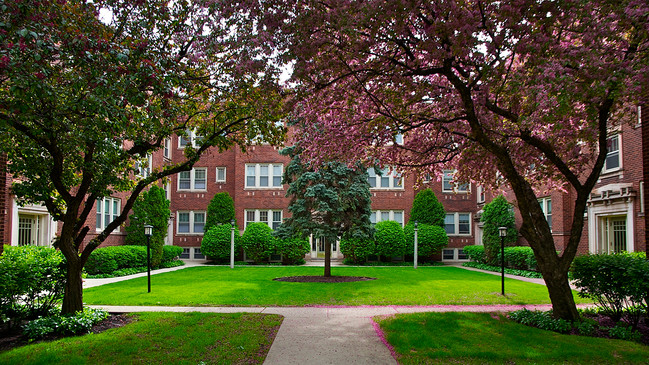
<box><xmin>85</xmin><ymin>248</ymin><xmax>118</xmax><ymax>275</ymax></box>
<box><xmin>409</xmin><ymin>188</ymin><xmax>445</xmax><ymax>227</ymax></box>
<box><xmin>404</xmin><ymin>223</ymin><xmax>449</xmax><ymax>258</ymax></box>
<box><xmin>0</xmin><ymin>245</ymin><xmax>66</xmax><ymax>323</ymax></box>
<box><xmin>205</xmin><ymin>192</ymin><xmax>236</xmax><ymax>233</ymax></box>
<box><xmin>340</xmin><ymin>237</ymin><xmax>376</xmax><ymax>264</ymax></box>
<box><xmin>374</xmin><ymin>220</ymin><xmax>406</xmax><ymax>258</ymax></box>
<box><xmin>162</xmin><ymin>245</ymin><xmax>183</xmax><ymax>263</ymax></box>
<box><xmin>275</xmin><ymin>237</ymin><xmax>310</xmax><ymax>265</ymax></box>
<box><xmin>201</xmin><ymin>223</ymin><xmax>240</xmax><ymax>262</ymax></box>
<box><xmin>240</xmin><ymin>222</ymin><xmax>276</xmax><ymax>264</ymax></box>
<box><xmin>462</xmin><ymin>245</ymin><xmax>486</xmax><ymax>263</ymax></box>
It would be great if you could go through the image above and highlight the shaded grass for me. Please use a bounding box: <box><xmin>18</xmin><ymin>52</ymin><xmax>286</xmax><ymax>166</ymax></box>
<box><xmin>84</xmin><ymin>266</ymin><xmax>589</xmax><ymax>306</ymax></box>
<box><xmin>376</xmin><ymin>312</ymin><xmax>649</xmax><ymax>364</ymax></box>
<box><xmin>0</xmin><ymin>312</ymin><xmax>282</xmax><ymax>364</ymax></box>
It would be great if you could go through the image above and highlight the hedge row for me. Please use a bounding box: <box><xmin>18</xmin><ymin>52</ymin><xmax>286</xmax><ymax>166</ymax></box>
<box><xmin>85</xmin><ymin>245</ymin><xmax>183</xmax><ymax>275</ymax></box>
<box><xmin>463</xmin><ymin>245</ymin><xmax>537</xmax><ymax>271</ymax></box>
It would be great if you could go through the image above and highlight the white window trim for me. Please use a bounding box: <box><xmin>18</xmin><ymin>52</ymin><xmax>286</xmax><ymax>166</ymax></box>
<box><xmin>96</xmin><ymin>197</ymin><xmax>121</xmax><ymax>232</ymax></box>
<box><xmin>442</xmin><ymin>248</ymin><xmax>469</xmax><ymax>262</ymax></box>
<box><xmin>176</xmin><ymin>211</ymin><xmax>205</xmax><ymax>235</ymax></box>
<box><xmin>245</xmin><ymin>163</ymin><xmax>283</xmax><ymax>189</ymax></box>
<box><xmin>135</xmin><ymin>154</ymin><xmax>152</xmax><ymax>178</ymax></box>
<box><xmin>538</xmin><ymin>197</ymin><xmax>552</xmax><ymax>232</ymax></box>
<box><xmin>368</xmin><ymin>167</ymin><xmax>404</xmax><ymax>190</ymax></box>
<box><xmin>163</xmin><ymin>138</ymin><xmax>171</xmax><ymax>159</ymax></box>
<box><xmin>442</xmin><ymin>170</ymin><xmax>470</xmax><ymax>193</ymax></box>
<box><xmin>640</xmin><ymin>181</ymin><xmax>645</xmax><ymax>214</ymax></box>
<box><xmin>370</xmin><ymin>210</ymin><xmax>405</xmax><ymax>227</ymax></box>
<box><xmin>177</xmin><ymin>167</ymin><xmax>207</xmax><ymax>191</ymax></box>
<box><xmin>445</xmin><ymin>212</ymin><xmax>471</xmax><ymax>236</ymax></box>
<box><xmin>602</xmin><ymin>133</ymin><xmax>622</xmax><ymax>174</ymax></box>
<box><xmin>216</xmin><ymin>167</ymin><xmax>227</xmax><ymax>183</ymax></box>
<box><xmin>244</xmin><ymin>209</ymin><xmax>283</xmax><ymax>229</ymax></box>
<box><xmin>178</xmin><ymin>129</ymin><xmax>202</xmax><ymax>149</ymax></box>
<box><xmin>476</xmin><ymin>185</ymin><xmax>485</xmax><ymax>203</ymax></box>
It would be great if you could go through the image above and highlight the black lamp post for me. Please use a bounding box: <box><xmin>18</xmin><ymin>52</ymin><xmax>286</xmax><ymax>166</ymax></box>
<box><xmin>230</xmin><ymin>219</ymin><xmax>235</xmax><ymax>269</ymax></box>
<box><xmin>499</xmin><ymin>226</ymin><xmax>507</xmax><ymax>296</ymax></box>
<box><xmin>144</xmin><ymin>224</ymin><xmax>153</xmax><ymax>293</ymax></box>
<box><xmin>413</xmin><ymin>221</ymin><xmax>418</xmax><ymax>269</ymax></box>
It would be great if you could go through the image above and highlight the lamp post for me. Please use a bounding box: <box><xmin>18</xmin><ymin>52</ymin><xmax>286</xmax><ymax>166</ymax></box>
<box><xmin>144</xmin><ymin>224</ymin><xmax>153</xmax><ymax>293</ymax></box>
<box><xmin>413</xmin><ymin>221</ymin><xmax>418</xmax><ymax>269</ymax></box>
<box><xmin>230</xmin><ymin>219</ymin><xmax>235</xmax><ymax>269</ymax></box>
<box><xmin>499</xmin><ymin>226</ymin><xmax>507</xmax><ymax>296</ymax></box>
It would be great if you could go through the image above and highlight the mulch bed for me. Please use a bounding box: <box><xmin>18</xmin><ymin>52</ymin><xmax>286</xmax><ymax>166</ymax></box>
<box><xmin>0</xmin><ymin>314</ymin><xmax>132</xmax><ymax>353</ymax></box>
<box><xmin>273</xmin><ymin>275</ymin><xmax>377</xmax><ymax>283</ymax></box>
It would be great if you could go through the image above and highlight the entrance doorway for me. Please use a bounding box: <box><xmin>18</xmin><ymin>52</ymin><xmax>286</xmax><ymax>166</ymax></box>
<box><xmin>598</xmin><ymin>216</ymin><xmax>627</xmax><ymax>254</ymax></box>
<box><xmin>18</xmin><ymin>214</ymin><xmax>40</xmax><ymax>246</ymax></box>
<box><xmin>312</xmin><ymin>237</ymin><xmax>338</xmax><ymax>259</ymax></box>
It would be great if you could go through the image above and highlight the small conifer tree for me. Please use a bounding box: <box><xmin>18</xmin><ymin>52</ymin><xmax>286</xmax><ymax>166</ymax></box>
<box><xmin>409</xmin><ymin>189</ymin><xmax>445</xmax><ymax>227</ymax></box>
<box><xmin>481</xmin><ymin>195</ymin><xmax>518</xmax><ymax>265</ymax></box>
<box><xmin>125</xmin><ymin>185</ymin><xmax>170</xmax><ymax>267</ymax></box>
<box><xmin>204</xmin><ymin>192</ymin><xmax>236</xmax><ymax>233</ymax></box>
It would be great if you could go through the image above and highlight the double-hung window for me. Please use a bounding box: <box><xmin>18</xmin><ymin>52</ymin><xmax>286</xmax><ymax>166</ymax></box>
<box><xmin>603</xmin><ymin>134</ymin><xmax>621</xmax><ymax>173</ymax></box>
<box><xmin>538</xmin><ymin>197</ymin><xmax>552</xmax><ymax>231</ymax></box>
<box><xmin>178</xmin><ymin>168</ymin><xmax>207</xmax><ymax>191</ymax></box>
<box><xmin>245</xmin><ymin>164</ymin><xmax>283</xmax><ymax>188</ymax></box>
<box><xmin>442</xmin><ymin>170</ymin><xmax>470</xmax><ymax>193</ymax></box>
<box><xmin>177</xmin><ymin>211</ymin><xmax>205</xmax><ymax>234</ymax></box>
<box><xmin>163</xmin><ymin>138</ymin><xmax>171</xmax><ymax>159</ymax></box>
<box><xmin>369</xmin><ymin>210</ymin><xmax>404</xmax><ymax>226</ymax></box>
<box><xmin>368</xmin><ymin>168</ymin><xmax>403</xmax><ymax>189</ymax></box>
<box><xmin>216</xmin><ymin>167</ymin><xmax>226</xmax><ymax>183</ymax></box>
<box><xmin>178</xmin><ymin>129</ymin><xmax>202</xmax><ymax>148</ymax></box>
<box><xmin>444</xmin><ymin>213</ymin><xmax>471</xmax><ymax>235</ymax></box>
<box><xmin>96</xmin><ymin>197</ymin><xmax>120</xmax><ymax>231</ymax></box>
<box><xmin>245</xmin><ymin>209</ymin><xmax>283</xmax><ymax>229</ymax></box>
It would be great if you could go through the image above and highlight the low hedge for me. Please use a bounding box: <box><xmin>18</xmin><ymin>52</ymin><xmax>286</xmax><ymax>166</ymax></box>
<box><xmin>85</xmin><ymin>245</ymin><xmax>183</xmax><ymax>275</ymax></box>
<box><xmin>463</xmin><ymin>245</ymin><xmax>537</xmax><ymax>271</ymax></box>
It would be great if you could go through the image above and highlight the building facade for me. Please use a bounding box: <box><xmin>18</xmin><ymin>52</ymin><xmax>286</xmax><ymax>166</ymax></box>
<box><xmin>1</xmin><ymin>108</ymin><xmax>646</xmax><ymax>260</ymax></box>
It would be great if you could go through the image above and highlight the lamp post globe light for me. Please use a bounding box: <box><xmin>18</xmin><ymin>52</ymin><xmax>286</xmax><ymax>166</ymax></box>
<box><xmin>230</xmin><ymin>219</ymin><xmax>236</xmax><ymax>269</ymax></box>
<box><xmin>413</xmin><ymin>221</ymin><xmax>418</xmax><ymax>269</ymax></box>
<box><xmin>498</xmin><ymin>226</ymin><xmax>507</xmax><ymax>296</ymax></box>
<box><xmin>144</xmin><ymin>224</ymin><xmax>153</xmax><ymax>293</ymax></box>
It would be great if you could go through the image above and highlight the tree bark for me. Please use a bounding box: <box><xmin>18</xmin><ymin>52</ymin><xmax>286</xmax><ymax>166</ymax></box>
<box><xmin>324</xmin><ymin>237</ymin><xmax>331</xmax><ymax>277</ymax></box>
<box><xmin>61</xmin><ymin>259</ymin><xmax>84</xmax><ymax>314</ymax></box>
<box><xmin>538</xmin><ymin>262</ymin><xmax>580</xmax><ymax>321</ymax></box>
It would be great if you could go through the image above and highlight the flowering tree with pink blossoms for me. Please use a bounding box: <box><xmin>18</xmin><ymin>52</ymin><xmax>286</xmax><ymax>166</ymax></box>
<box><xmin>235</xmin><ymin>0</ymin><xmax>649</xmax><ymax>320</ymax></box>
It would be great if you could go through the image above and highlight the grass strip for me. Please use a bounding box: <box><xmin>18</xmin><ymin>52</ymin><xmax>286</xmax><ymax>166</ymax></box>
<box><xmin>84</xmin><ymin>266</ymin><xmax>589</xmax><ymax>306</ymax></box>
<box><xmin>376</xmin><ymin>312</ymin><xmax>649</xmax><ymax>364</ymax></box>
<box><xmin>0</xmin><ymin>312</ymin><xmax>282</xmax><ymax>365</ymax></box>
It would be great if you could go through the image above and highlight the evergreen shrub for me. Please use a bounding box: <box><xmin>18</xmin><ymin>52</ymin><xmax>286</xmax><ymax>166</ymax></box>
<box><xmin>205</xmin><ymin>192</ymin><xmax>236</xmax><ymax>232</ymax></box>
<box><xmin>201</xmin><ymin>224</ymin><xmax>239</xmax><ymax>262</ymax></box>
<box><xmin>275</xmin><ymin>237</ymin><xmax>310</xmax><ymax>265</ymax></box>
<box><xmin>340</xmin><ymin>237</ymin><xmax>375</xmax><ymax>264</ymax></box>
<box><xmin>125</xmin><ymin>185</ymin><xmax>170</xmax><ymax>267</ymax></box>
<box><xmin>240</xmin><ymin>223</ymin><xmax>276</xmax><ymax>264</ymax></box>
<box><xmin>374</xmin><ymin>220</ymin><xmax>406</xmax><ymax>258</ymax></box>
<box><xmin>404</xmin><ymin>223</ymin><xmax>448</xmax><ymax>258</ymax></box>
<box><xmin>409</xmin><ymin>189</ymin><xmax>445</xmax><ymax>227</ymax></box>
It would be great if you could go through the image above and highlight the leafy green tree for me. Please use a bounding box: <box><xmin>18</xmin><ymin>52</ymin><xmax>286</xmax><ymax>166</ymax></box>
<box><xmin>201</xmin><ymin>223</ymin><xmax>239</xmax><ymax>262</ymax></box>
<box><xmin>279</xmin><ymin>145</ymin><xmax>372</xmax><ymax>276</ymax></box>
<box><xmin>125</xmin><ymin>185</ymin><xmax>170</xmax><ymax>267</ymax></box>
<box><xmin>404</xmin><ymin>223</ymin><xmax>448</xmax><ymax>261</ymax></box>
<box><xmin>205</xmin><ymin>192</ymin><xmax>236</xmax><ymax>233</ymax></box>
<box><xmin>374</xmin><ymin>221</ymin><xmax>407</xmax><ymax>259</ymax></box>
<box><xmin>0</xmin><ymin>0</ymin><xmax>284</xmax><ymax>313</ymax></box>
<box><xmin>240</xmin><ymin>223</ymin><xmax>276</xmax><ymax>264</ymax></box>
<box><xmin>481</xmin><ymin>195</ymin><xmax>518</xmax><ymax>265</ymax></box>
<box><xmin>409</xmin><ymin>189</ymin><xmax>445</xmax><ymax>227</ymax></box>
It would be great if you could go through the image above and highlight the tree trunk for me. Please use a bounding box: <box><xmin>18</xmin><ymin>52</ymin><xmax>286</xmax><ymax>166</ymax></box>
<box><xmin>61</xmin><ymin>259</ymin><xmax>84</xmax><ymax>314</ymax></box>
<box><xmin>324</xmin><ymin>237</ymin><xmax>331</xmax><ymax>277</ymax></box>
<box><xmin>540</xmin><ymin>265</ymin><xmax>580</xmax><ymax>321</ymax></box>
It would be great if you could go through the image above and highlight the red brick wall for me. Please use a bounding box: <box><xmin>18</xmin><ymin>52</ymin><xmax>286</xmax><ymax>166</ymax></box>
<box><xmin>0</xmin><ymin>153</ymin><xmax>7</xmax><ymax>251</ymax></box>
<box><xmin>642</xmin><ymin>101</ymin><xmax>648</xmax><ymax>256</ymax></box>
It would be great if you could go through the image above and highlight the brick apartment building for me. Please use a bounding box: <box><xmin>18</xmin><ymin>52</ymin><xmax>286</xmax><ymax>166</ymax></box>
<box><xmin>1</xmin><ymin>106</ymin><xmax>646</xmax><ymax>261</ymax></box>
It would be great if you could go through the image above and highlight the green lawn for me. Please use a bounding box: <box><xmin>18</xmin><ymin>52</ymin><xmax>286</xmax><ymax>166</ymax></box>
<box><xmin>84</xmin><ymin>266</ymin><xmax>588</xmax><ymax>306</ymax></box>
<box><xmin>0</xmin><ymin>312</ymin><xmax>282</xmax><ymax>365</ymax></box>
<box><xmin>376</xmin><ymin>312</ymin><xmax>649</xmax><ymax>364</ymax></box>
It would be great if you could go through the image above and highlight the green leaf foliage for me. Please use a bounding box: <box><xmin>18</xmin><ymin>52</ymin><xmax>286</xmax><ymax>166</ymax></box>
<box><xmin>22</xmin><ymin>307</ymin><xmax>109</xmax><ymax>340</ymax></box>
<box><xmin>275</xmin><ymin>237</ymin><xmax>310</xmax><ymax>265</ymax></box>
<box><xmin>339</xmin><ymin>237</ymin><xmax>376</xmax><ymax>264</ymax></box>
<box><xmin>571</xmin><ymin>253</ymin><xmax>649</xmax><ymax>325</ymax></box>
<box><xmin>201</xmin><ymin>224</ymin><xmax>239</xmax><ymax>262</ymax></box>
<box><xmin>480</xmin><ymin>195</ymin><xmax>518</xmax><ymax>263</ymax></box>
<box><xmin>205</xmin><ymin>192</ymin><xmax>236</xmax><ymax>233</ymax></box>
<box><xmin>125</xmin><ymin>185</ymin><xmax>170</xmax><ymax>267</ymax></box>
<box><xmin>404</xmin><ymin>223</ymin><xmax>448</xmax><ymax>259</ymax></box>
<box><xmin>0</xmin><ymin>245</ymin><xmax>66</xmax><ymax>324</ymax></box>
<box><xmin>409</xmin><ymin>189</ymin><xmax>445</xmax><ymax>227</ymax></box>
<box><xmin>374</xmin><ymin>221</ymin><xmax>407</xmax><ymax>258</ymax></box>
<box><xmin>85</xmin><ymin>245</ymin><xmax>181</xmax><ymax>275</ymax></box>
<box><xmin>240</xmin><ymin>223</ymin><xmax>276</xmax><ymax>264</ymax></box>
<box><xmin>463</xmin><ymin>245</ymin><xmax>537</xmax><ymax>271</ymax></box>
